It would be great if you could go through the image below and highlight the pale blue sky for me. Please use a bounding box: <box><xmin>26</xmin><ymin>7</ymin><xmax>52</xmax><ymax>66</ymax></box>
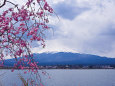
<box><xmin>2</xmin><ymin>0</ymin><xmax>115</xmax><ymax>58</ymax></box>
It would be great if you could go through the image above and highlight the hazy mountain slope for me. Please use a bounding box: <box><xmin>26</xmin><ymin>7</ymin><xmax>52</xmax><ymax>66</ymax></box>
<box><xmin>4</xmin><ymin>52</ymin><xmax>115</xmax><ymax>66</ymax></box>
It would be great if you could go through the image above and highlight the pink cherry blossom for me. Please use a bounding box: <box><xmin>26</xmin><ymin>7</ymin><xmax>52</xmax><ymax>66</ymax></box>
<box><xmin>0</xmin><ymin>0</ymin><xmax>54</xmax><ymax>85</ymax></box>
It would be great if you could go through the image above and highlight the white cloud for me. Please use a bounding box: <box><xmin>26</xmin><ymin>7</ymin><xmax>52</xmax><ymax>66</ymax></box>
<box><xmin>32</xmin><ymin>0</ymin><xmax>115</xmax><ymax>58</ymax></box>
<box><xmin>47</xmin><ymin>0</ymin><xmax>65</xmax><ymax>4</ymax></box>
<box><xmin>32</xmin><ymin>39</ymin><xmax>77</xmax><ymax>53</ymax></box>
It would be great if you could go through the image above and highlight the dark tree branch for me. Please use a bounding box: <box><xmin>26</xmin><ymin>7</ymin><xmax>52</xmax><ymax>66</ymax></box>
<box><xmin>0</xmin><ymin>0</ymin><xmax>6</xmax><ymax>8</ymax></box>
<box><xmin>6</xmin><ymin>0</ymin><xmax>18</xmax><ymax>7</ymax></box>
<box><xmin>0</xmin><ymin>0</ymin><xmax>18</xmax><ymax>8</ymax></box>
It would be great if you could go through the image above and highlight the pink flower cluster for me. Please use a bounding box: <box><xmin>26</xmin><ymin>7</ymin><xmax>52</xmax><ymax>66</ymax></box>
<box><xmin>0</xmin><ymin>0</ymin><xmax>53</xmax><ymax>72</ymax></box>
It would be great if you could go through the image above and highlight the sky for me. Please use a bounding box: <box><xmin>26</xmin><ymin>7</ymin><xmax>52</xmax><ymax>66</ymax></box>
<box><xmin>1</xmin><ymin>0</ymin><xmax>115</xmax><ymax>58</ymax></box>
<box><xmin>34</xmin><ymin>0</ymin><xmax>115</xmax><ymax>58</ymax></box>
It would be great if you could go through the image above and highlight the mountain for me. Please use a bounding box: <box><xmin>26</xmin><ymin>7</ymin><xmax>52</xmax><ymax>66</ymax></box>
<box><xmin>4</xmin><ymin>52</ymin><xmax>115</xmax><ymax>66</ymax></box>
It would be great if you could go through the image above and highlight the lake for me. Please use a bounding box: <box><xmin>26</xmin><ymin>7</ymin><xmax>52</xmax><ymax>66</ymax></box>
<box><xmin>0</xmin><ymin>69</ymin><xmax>115</xmax><ymax>86</ymax></box>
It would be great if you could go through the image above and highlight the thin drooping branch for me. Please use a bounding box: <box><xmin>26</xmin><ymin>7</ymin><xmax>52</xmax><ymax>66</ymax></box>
<box><xmin>0</xmin><ymin>0</ymin><xmax>54</xmax><ymax>66</ymax></box>
<box><xmin>0</xmin><ymin>0</ymin><xmax>6</xmax><ymax>8</ymax></box>
<box><xmin>0</xmin><ymin>0</ymin><xmax>54</xmax><ymax>85</ymax></box>
<box><xmin>6</xmin><ymin>0</ymin><xmax>18</xmax><ymax>7</ymax></box>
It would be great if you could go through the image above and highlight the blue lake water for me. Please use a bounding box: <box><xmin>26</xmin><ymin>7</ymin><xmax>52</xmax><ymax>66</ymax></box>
<box><xmin>0</xmin><ymin>69</ymin><xmax>115</xmax><ymax>86</ymax></box>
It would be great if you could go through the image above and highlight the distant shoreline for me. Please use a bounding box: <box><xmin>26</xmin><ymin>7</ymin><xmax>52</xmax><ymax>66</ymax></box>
<box><xmin>1</xmin><ymin>65</ymin><xmax>115</xmax><ymax>70</ymax></box>
<box><xmin>0</xmin><ymin>68</ymin><xmax>115</xmax><ymax>70</ymax></box>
